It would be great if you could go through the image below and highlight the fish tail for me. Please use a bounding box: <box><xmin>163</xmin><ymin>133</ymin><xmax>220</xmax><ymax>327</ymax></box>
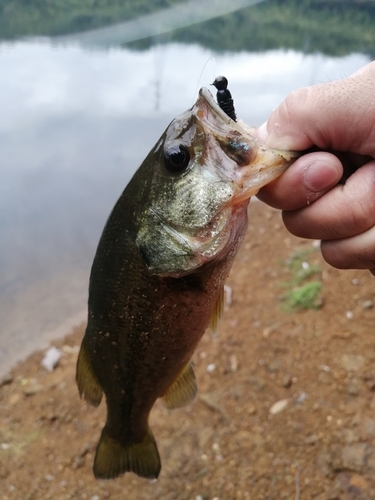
<box><xmin>93</xmin><ymin>426</ymin><xmax>161</xmax><ymax>480</ymax></box>
<box><xmin>76</xmin><ymin>336</ymin><xmax>103</xmax><ymax>407</ymax></box>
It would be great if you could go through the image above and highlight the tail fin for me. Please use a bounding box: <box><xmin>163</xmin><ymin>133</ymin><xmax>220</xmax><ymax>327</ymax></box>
<box><xmin>93</xmin><ymin>426</ymin><xmax>161</xmax><ymax>480</ymax></box>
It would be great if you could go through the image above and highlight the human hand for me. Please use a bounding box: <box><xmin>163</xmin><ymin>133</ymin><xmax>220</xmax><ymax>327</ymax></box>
<box><xmin>256</xmin><ymin>61</ymin><xmax>375</xmax><ymax>274</ymax></box>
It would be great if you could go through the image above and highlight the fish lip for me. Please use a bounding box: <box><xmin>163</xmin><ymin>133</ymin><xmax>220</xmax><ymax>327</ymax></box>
<box><xmin>197</xmin><ymin>87</ymin><xmax>257</xmax><ymax>137</ymax></box>
<box><xmin>195</xmin><ymin>87</ymin><xmax>253</xmax><ymax>145</ymax></box>
<box><xmin>198</xmin><ymin>87</ymin><xmax>235</xmax><ymax>124</ymax></box>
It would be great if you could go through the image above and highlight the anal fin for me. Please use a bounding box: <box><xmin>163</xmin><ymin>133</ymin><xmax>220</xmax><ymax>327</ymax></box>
<box><xmin>161</xmin><ymin>361</ymin><xmax>197</xmax><ymax>410</ymax></box>
<box><xmin>93</xmin><ymin>426</ymin><xmax>161</xmax><ymax>480</ymax></box>
<box><xmin>76</xmin><ymin>336</ymin><xmax>103</xmax><ymax>407</ymax></box>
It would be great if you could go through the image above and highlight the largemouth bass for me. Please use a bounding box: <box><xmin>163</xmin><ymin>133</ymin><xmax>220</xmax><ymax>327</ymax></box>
<box><xmin>76</xmin><ymin>87</ymin><xmax>298</xmax><ymax>480</ymax></box>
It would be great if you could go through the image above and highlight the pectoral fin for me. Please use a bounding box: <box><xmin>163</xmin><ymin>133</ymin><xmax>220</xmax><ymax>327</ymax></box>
<box><xmin>161</xmin><ymin>361</ymin><xmax>197</xmax><ymax>409</ymax></box>
<box><xmin>208</xmin><ymin>287</ymin><xmax>224</xmax><ymax>336</ymax></box>
<box><xmin>76</xmin><ymin>336</ymin><xmax>103</xmax><ymax>407</ymax></box>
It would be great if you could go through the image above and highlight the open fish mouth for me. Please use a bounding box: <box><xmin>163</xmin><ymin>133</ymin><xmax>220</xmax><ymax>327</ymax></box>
<box><xmin>194</xmin><ymin>87</ymin><xmax>299</xmax><ymax>204</ymax></box>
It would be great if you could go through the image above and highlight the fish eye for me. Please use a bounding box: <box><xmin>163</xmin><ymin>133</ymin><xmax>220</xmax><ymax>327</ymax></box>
<box><xmin>164</xmin><ymin>144</ymin><xmax>190</xmax><ymax>173</ymax></box>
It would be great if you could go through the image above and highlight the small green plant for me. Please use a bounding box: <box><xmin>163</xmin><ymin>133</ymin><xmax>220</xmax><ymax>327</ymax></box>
<box><xmin>284</xmin><ymin>281</ymin><xmax>322</xmax><ymax>311</ymax></box>
<box><xmin>280</xmin><ymin>247</ymin><xmax>323</xmax><ymax>311</ymax></box>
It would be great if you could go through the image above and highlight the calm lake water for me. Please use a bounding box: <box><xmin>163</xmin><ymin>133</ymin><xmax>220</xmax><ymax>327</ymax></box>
<box><xmin>0</xmin><ymin>35</ymin><xmax>370</xmax><ymax>376</ymax></box>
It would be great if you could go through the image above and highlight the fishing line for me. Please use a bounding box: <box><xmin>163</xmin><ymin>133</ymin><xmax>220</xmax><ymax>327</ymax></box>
<box><xmin>193</xmin><ymin>57</ymin><xmax>216</xmax><ymax>99</ymax></box>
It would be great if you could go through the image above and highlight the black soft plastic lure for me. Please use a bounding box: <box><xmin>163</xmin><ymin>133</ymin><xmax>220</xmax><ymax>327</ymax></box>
<box><xmin>211</xmin><ymin>75</ymin><xmax>237</xmax><ymax>122</ymax></box>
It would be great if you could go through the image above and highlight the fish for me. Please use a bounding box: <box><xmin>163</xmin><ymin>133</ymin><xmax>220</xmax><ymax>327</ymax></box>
<box><xmin>76</xmin><ymin>86</ymin><xmax>298</xmax><ymax>481</ymax></box>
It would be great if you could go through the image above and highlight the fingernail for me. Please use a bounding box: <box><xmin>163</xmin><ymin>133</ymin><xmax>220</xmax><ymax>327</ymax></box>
<box><xmin>256</xmin><ymin>122</ymin><xmax>298</xmax><ymax>150</ymax></box>
<box><xmin>303</xmin><ymin>161</ymin><xmax>339</xmax><ymax>192</ymax></box>
<box><xmin>256</xmin><ymin>121</ymin><xmax>268</xmax><ymax>142</ymax></box>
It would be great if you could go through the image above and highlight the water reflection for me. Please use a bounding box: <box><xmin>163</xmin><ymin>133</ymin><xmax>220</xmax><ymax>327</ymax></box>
<box><xmin>0</xmin><ymin>39</ymin><xmax>370</xmax><ymax>376</ymax></box>
<box><xmin>55</xmin><ymin>0</ymin><xmax>264</xmax><ymax>48</ymax></box>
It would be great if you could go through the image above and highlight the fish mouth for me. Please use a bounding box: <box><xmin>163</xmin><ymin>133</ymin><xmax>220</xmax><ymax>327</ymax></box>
<box><xmin>194</xmin><ymin>87</ymin><xmax>299</xmax><ymax>203</ymax></box>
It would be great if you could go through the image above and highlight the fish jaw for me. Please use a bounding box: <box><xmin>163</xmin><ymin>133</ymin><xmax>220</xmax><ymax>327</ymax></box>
<box><xmin>194</xmin><ymin>87</ymin><xmax>299</xmax><ymax>204</ymax></box>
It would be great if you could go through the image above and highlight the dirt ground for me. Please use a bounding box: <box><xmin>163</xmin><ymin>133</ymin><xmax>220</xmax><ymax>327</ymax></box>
<box><xmin>2</xmin><ymin>201</ymin><xmax>375</xmax><ymax>500</ymax></box>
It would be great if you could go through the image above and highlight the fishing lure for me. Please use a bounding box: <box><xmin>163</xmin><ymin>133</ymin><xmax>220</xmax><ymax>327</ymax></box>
<box><xmin>211</xmin><ymin>75</ymin><xmax>237</xmax><ymax>122</ymax></box>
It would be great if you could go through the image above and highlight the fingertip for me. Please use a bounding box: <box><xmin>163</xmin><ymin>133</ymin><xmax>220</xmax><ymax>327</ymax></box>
<box><xmin>257</xmin><ymin>152</ymin><xmax>343</xmax><ymax>211</ymax></box>
<box><xmin>303</xmin><ymin>156</ymin><xmax>343</xmax><ymax>192</ymax></box>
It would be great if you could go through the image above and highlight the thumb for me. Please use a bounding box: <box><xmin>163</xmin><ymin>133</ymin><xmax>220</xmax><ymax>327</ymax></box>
<box><xmin>255</xmin><ymin>61</ymin><xmax>375</xmax><ymax>156</ymax></box>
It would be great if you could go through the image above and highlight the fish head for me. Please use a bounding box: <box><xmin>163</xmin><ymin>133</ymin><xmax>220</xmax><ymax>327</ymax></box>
<box><xmin>135</xmin><ymin>87</ymin><xmax>298</xmax><ymax>277</ymax></box>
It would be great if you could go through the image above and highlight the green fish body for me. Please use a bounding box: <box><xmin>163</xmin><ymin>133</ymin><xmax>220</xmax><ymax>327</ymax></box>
<box><xmin>76</xmin><ymin>87</ymin><xmax>298</xmax><ymax>480</ymax></box>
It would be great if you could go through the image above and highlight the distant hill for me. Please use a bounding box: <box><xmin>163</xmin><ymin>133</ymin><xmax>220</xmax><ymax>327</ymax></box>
<box><xmin>168</xmin><ymin>0</ymin><xmax>375</xmax><ymax>57</ymax></box>
<box><xmin>1</xmin><ymin>0</ymin><xmax>375</xmax><ymax>57</ymax></box>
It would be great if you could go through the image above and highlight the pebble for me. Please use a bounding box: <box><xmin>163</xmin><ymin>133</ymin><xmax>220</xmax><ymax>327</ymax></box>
<box><xmin>362</xmin><ymin>299</ymin><xmax>374</xmax><ymax>309</ymax></box>
<box><xmin>341</xmin><ymin>354</ymin><xmax>365</xmax><ymax>372</ymax></box>
<box><xmin>247</xmin><ymin>404</ymin><xmax>257</xmax><ymax>415</ymax></box>
<box><xmin>267</xmin><ymin>358</ymin><xmax>281</xmax><ymax>373</ymax></box>
<box><xmin>282</xmin><ymin>374</ymin><xmax>292</xmax><ymax>388</ymax></box>
<box><xmin>212</xmin><ymin>442</ymin><xmax>220</xmax><ymax>452</ymax></box>
<box><xmin>206</xmin><ymin>363</ymin><xmax>216</xmax><ymax>373</ymax></box>
<box><xmin>269</xmin><ymin>399</ymin><xmax>288</xmax><ymax>415</ymax></box>
<box><xmin>23</xmin><ymin>383</ymin><xmax>44</xmax><ymax>396</ymax></box>
<box><xmin>41</xmin><ymin>347</ymin><xmax>62</xmax><ymax>372</ymax></box>
<box><xmin>71</xmin><ymin>455</ymin><xmax>85</xmax><ymax>469</ymax></box>
<box><xmin>366</xmin><ymin>378</ymin><xmax>375</xmax><ymax>391</ymax></box>
<box><xmin>90</xmin><ymin>496</ymin><xmax>100</xmax><ymax>500</ymax></box>
<box><xmin>224</xmin><ymin>284</ymin><xmax>232</xmax><ymax>306</ymax></box>
<box><xmin>305</xmin><ymin>433</ymin><xmax>320</xmax><ymax>445</ymax></box>
<box><xmin>341</xmin><ymin>443</ymin><xmax>367</xmax><ymax>471</ymax></box>
<box><xmin>346</xmin><ymin>378</ymin><xmax>361</xmax><ymax>396</ymax></box>
<box><xmin>319</xmin><ymin>364</ymin><xmax>330</xmax><ymax>372</ymax></box>
<box><xmin>229</xmin><ymin>355</ymin><xmax>238</xmax><ymax>373</ymax></box>
<box><xmin>0</xmin><ymin>373</ymin><xmax>14</xmax><ymax>387</ymax></box>
<box><xmin>295</xmin><ymin>391</ymin><xmax>308</xmax><ymax>403</ymax></box>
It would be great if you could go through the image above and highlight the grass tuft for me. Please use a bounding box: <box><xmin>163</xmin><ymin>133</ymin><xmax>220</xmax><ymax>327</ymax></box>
<box><xmin>280</xmin><ymin>248</ymin><xmax>323</xmax><ymax>311</ymax></box>
<box><xmin>284</xmin><ymin>281</ymin><xmax>323</xmax><ymax>311</ymax></box>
